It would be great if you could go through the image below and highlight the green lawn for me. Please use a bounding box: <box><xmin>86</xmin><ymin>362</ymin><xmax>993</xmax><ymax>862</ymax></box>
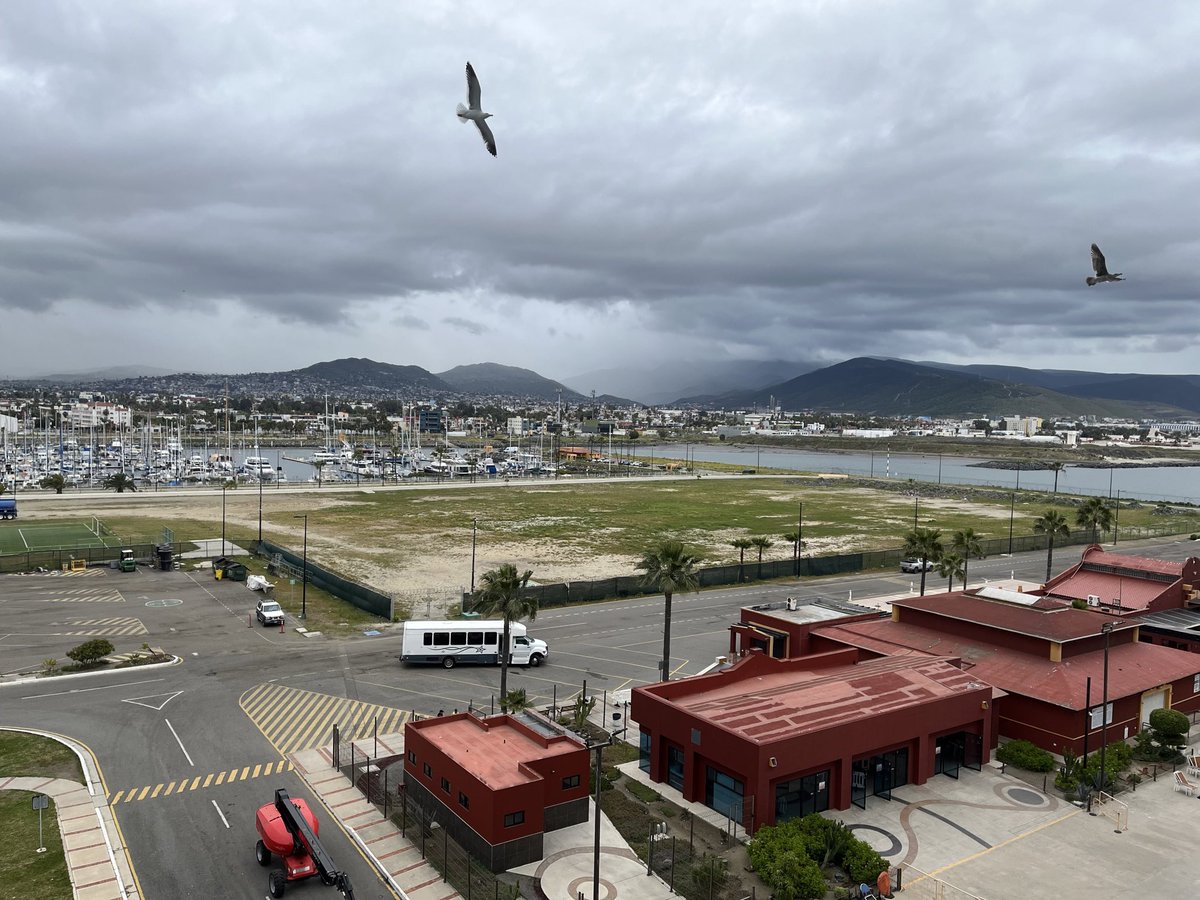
<box><xmin>0</xmin><ymin>732</ymin><xmax>81</xmax><ymax>900</ymax></box>
<box><xmin>0</xmin><ymin>792</ymin><xmax>71</xmax><ymax>900</ymax></box>
<box><xmin>0</xmin><ymin>732</ymin><xmax>84</xmax><ymax>782</ymax></box>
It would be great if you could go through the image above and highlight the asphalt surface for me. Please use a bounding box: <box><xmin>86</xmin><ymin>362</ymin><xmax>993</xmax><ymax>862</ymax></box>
<box><xmin>2</xmin><ymin>532</ymin><xmax>1197</xmax><ymax>898</ymax></box>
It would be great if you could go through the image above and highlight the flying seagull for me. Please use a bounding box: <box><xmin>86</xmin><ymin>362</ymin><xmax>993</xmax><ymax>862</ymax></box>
<box><xmin>456</xmin><ymin>62</ymin><xmax>496</xmax><ymax>157</ymax></box>
<box><xmin>1086</xmin><ymin>244</ymin><xmax>1124</xmax><ymax>286</ymax></box>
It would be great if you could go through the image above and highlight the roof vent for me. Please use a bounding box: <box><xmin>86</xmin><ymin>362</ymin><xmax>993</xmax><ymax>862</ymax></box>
<box><xmin>1087</xmin><ymin>594</ymin><xmax>1101</xmax><ymax>606</ymax></box>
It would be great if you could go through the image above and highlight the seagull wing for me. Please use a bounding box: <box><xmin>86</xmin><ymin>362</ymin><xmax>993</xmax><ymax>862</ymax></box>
<box><xmin>1090</xmin><ymin>243</ymin><xmax>1110</xmax><ymax>277</ymax></box>
<box><xmin>474</xmin><ymin>117</ymin><xmax>497</xmax><ymax>156</ymax></box>
<box><xmin>465</xmin><ymin>62</ymin><xmax>482</xmax><ymax>111</ymax></box>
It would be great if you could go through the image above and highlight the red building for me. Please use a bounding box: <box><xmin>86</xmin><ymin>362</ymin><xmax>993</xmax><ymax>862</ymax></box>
<box><xmin>403</xmin><ymin>713</ymin><xmax>590</xmax><ymax>871</ymax></box>
<box><xmin>813</xmin><ymin>589</ymin><xmax>1200</xmax><ymax>756</ymax></box>
<box><xmin>1039</xmin><ymin>546</ymin><xmax>1200</xmax><ymax>617</ymax></box>
<box><xmin>632</xmin><ymin>646</ymin><xmax>994</xmax><ymax>830</ymax></box>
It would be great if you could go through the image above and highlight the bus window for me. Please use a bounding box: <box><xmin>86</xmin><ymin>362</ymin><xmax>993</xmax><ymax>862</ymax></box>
<box><xmin>433</xmin><ymin>632</ymin><xmax>450</xmax><ymax>647</ymax></box>
<box><xmin>423</xmin><ymin>633</ymin><xmax>433</xmax><ymax>646</ymax></box>
<box><xmin>484</xmin><ymin>633</ymin><xmax>498</xmax><ymax>646</ymax></box>
<box><xmin>467</xmin><ymin>632</ymin><xmax>483</xmax><ymax>645</ymax></box>
<box><xmin>451</xmin><ymin>632</ymin><xmax>466</xmax><ymax>645</ymax></box>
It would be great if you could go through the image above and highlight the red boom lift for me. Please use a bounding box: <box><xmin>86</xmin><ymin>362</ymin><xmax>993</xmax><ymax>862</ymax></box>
<box><xmin>255</xmin><ymin>788</ymin><xmax>356</xmax><ymax>898</ymax></box>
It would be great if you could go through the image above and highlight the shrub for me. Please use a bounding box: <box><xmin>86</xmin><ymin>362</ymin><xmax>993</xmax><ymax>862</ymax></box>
<box><xmin>996</xmin><ymin>739</ymin><xmax>1055</xmax><ymax>772</ymax></box>
<box><xmin>796</xmin><ymin>814</ymin><xmax>853</xmax><ymax>867</ymax></box>
<box><xmin>41</xmin><ymin>658</ymin><xmax>59</xmax><ymax>676</ymax></box>
<box><xmin>773</xmin><ymin>851</ymin><xmax>827</xmax><ymax>900</ymax></box>
<box><xmin>842</xmin><ymin>839</ymin><xmax>887</xmax><ymax>884</ymax></box>
<box><xmin>689</xmin><ymin>853</ymin><xmax>728</xmax><ymax>898</ymax></box>
<box><xmin>66</xmin><ymin>638</ymin><xmax>115</xmax><ymax>666</ymax></box>
<box><xmin>627</xmin><ymin>780</ymin><xmax>660</xmax><ymax>804</ymax></box>
<box><xmin>1148</xmin><ymin>708</ymin><xmax>1189</xmax><ymax>740</ymax></box>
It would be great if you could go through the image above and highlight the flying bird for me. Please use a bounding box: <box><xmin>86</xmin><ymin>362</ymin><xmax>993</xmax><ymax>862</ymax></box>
<box><xmin>1086</xmin><ymin>244</ymin><xmax>1124</xmax><ymax>286</ymax></box>
<box><xmin>456</xmin><ymin>62</ymin><xmax>496</xmax><ymax>157</ymax></box>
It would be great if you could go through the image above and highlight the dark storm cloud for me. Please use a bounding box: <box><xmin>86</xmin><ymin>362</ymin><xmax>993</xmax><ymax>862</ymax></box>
<box><xmin>0</xmin><ymin>1</ymin><xmax>1197</xmax><ymax>378</ymax></box>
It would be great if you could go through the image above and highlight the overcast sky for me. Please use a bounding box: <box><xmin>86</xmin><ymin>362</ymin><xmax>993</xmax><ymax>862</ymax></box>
<box><xmin>2</xmin><ymin>1</ymin><xmax>1198</xmax><ymax>388</ymax></box>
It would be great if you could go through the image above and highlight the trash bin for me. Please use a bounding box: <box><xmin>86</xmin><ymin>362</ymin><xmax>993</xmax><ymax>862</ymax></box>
<box><xmin>157</xmin><ymin>546</ymin><xmax>173</xmax><ymax>571</ymax></box>
<box><xmin>224</xmin><ymin>562</ymin><xmax>248</xmax><ymax>582</ymax></box>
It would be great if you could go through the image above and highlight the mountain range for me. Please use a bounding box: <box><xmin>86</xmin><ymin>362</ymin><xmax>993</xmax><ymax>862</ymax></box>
<box><xmin>6</xmin><ymin>356</ymin><xmax>1199</xmax><ymax>418</ymax></box>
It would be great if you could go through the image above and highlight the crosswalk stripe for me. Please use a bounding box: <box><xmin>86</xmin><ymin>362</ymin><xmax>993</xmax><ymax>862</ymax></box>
<box><xmin>109</xmin><ymin>759</ymin><xmax>289</xmax><ymax>804</ymax></box>
<box><xmin>239</xmin><ymin>682</ymin><xmax>411</xmax><ymax>757</ymax></box>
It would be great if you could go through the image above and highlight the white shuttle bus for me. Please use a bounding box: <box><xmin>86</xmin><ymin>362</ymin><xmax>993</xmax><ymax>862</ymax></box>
<box><xmin>399</xmin><ymin>619</ymin><xmax>548</xmax><ymax>669</ymax></box>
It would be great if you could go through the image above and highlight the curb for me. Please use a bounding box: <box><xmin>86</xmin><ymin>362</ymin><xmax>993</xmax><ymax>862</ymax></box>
<box><xmin>0</xmin><ymin>655</ymin><xmax>182</xmax><ymax>689</ymax></box>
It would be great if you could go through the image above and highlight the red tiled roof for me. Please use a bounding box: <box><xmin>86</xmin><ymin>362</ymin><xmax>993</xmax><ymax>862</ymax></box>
<box><xmin>668</xmin><ymin>654</ymin><xmax>983</xmax><ymax>742</ymax></box>
<box><xmin>892</xmin><ymin>592</ymin><xmax>1127</xmax><ymax>640</ymax></box>
<box><xmin>1081</xmin><ymin>548</ymin><xmax>1183</xmax><ymax>576</ymax></box>
<box><xmin>1042</xmin><ymin>570</ymin><xmax>1167</xmax><ymax>611</ymax></box>
<box><xmin>816</xmin><ymin>620</ymin><xmax>1200</xmax><ymax>709</ymax></box>
<box><xmin>412</xmin><ymin>716</ymin><xmax>583</xmax><ymax>789</ymax></box>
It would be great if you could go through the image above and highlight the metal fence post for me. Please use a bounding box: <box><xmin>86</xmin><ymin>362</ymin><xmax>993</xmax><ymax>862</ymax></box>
<box><xmin>670</xmin><ymin>835</ymin><xmax>676</xmax><ymax>890</ymax></box>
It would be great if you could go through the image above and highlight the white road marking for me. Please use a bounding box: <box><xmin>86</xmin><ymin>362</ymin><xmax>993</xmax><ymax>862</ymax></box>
<box><xmin>165</xmin><ymin>717</ymin><xmax>195</xmax><ymax>766</ymax></box>
<box><xmin>211</xmin><ymin>799</ymin><xmax>230</xmax><ymax>829</ymax></box>
<box><xmin>21</xmin><ymin>677</ymin><xmax>165</xmax><ymax>701</ymax></box>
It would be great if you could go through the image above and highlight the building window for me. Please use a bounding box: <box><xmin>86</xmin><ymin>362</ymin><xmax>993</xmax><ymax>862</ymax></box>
<box><xmin>691</xmin><ymin>728</ymin><xmax>702</xmax><ymax>746</ymax></box>
<box><xmin>562</xmin><ymin>774</ymin><xmax>580</xmax><ymax>790</ymax></box>
<box><xmin>705</xmin><ymin>766</ymin><xmax>744</xmax><ymax>819</ymax></box>
<box><xmin>667</xmin><ymin>745</ymin><xmax>685</xmax><ymax>791</ymax></box>
<box><xmin>423</xmin><ymin>763</ymin><xmax>432</xmax><ymax>778</ymax></box>
<box><xmin>407</xmin><ymin>751</ymin><xmax>416</xmax><ymax>763</ymax></box>
<box><xmin>459</xmin><ymin>792</ymin><xmax>469</xmax><ymax>809</ymax></box>
<box><xmin>639</xmin><ymin>732</ymin><xmax>651</xmax><ymax>772</ymax></box>
<box><xmin>1194</xmin><ymin>673</ymin><xmax>1200</xmax><ymax>692</ymax></box>
<box><xmin>774</xmin><ymin>770</ymin><xmax>830</xmax><ymax>823</ymax></box>
<box><xmin>441</xmin><ymin>777</ymin><xmax>450</xmax><ymax>793</ymax></box>
<box><xmin>1089</xmin><ymin>702</ymin><xmax>1113</xmax><ymax>729</ymax></box>
<box><xmin>504</xmin><ymin>810</ymin><xmax>525</xmax><ymax>827</ymax></box>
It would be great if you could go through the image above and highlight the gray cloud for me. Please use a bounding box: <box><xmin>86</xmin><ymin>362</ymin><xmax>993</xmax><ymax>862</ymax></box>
<box><xmin>1</xmin><ymin>1</ymin><xmax>1198</xmax><ymax>385</ymax></box>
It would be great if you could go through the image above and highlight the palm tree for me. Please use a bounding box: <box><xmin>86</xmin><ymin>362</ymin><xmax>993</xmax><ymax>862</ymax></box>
<box><xmin>472</xmin><ymin>563</ymin><xmax>536</xmax><ymax>711</ymax></box>
<box><xmin>1032</xmin><ymin>510</ymin><xmax>1070</xmax><ymax>583</ymax></box>
<box><xmin>750</xmin><ymin>536</ymin><xmax>774</xmax><ymax>579</ymax></box>
<box><xmin>1076</xmin><ymin>497</ymin><xmax>1114</xmax><ymax>545</ymax></box>
<box><xmin>903</xmin><ymin>527</ymin><xmax>944</xmax><ymax>596</ymax></box>
<box><xmin>312</xmin><ymin>459</ymin><xmax>326</xmax><ymax>487</ymax></box>
<box><xmin>1048</xmin><ymin>461</ymin><xmax>1066</xmax><ymax>495</ymax></box>
<box><xmin>636</xmin><ymin>539</ymin><xmax>701</xmax><ymax>682</ymax></box>
<box><xmin>730</xmin><ymin>538</ymin><xmax>753</xmax><ymax>583</ymax></box>
<box><xmin>951</xmin><ymin>527</ymin><xmax>983</xmax><ymax>588</ymax></box>
<box><xmin>782</xmin><ymin>530</ymin><xmax>805</xmax><ymax>576</ymax></box>
<box><xmin>103</xmin><ymin>472</ymin><xmax>137</xmax><ymax>493</ymax></box>
<box><xmin>937</xmin><ymin>552</ymin><xmax>967</xmax><ymax>591</ymax></box>
<box><xmin>40</xmin><ymin>473</ymin><xmax>66</xmax><ymax>495</ymax></box>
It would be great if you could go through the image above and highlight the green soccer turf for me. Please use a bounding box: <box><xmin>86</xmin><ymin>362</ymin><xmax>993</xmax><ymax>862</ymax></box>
<box><xmin>0</xmin><ymin>522</ymin><xmax>110</xmax><ymax>554</ymax></box>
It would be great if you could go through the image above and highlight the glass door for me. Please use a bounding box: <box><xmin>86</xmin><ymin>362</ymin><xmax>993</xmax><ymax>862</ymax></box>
<box><xmin>964</xmin><ymin>733</ymin><xmax>983</xmax><ymax>771</ymax></box>
<box><xmin>851</xmin><ymin>760</ymin><xmax>869</xmax><ymax>809</ymax></box>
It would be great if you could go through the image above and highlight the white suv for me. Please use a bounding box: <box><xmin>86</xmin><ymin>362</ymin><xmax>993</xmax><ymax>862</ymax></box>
<box><xmin>900</xmin><ymin>558</ymin><xmax>935</xmax><ymax>573</ymax></box>
<box><xmin>255</xmin><ymin>599</ymin><xmax>284</xmax><ymax>626</ymax></box>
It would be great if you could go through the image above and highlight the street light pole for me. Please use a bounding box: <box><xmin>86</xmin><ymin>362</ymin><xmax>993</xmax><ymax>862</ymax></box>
<box><xmin>258</xmin><ymin>458</ymin><xmax>264</xmax><ymax>547</ymax></box>
<box><xmin>1113</xmin><ymin>492</ymin><xmax>1120</xmax><ymax>546</ymax></box>
<box><xmin>1097</xmin><ymin>622</ymin><xmax>1114</xmax><ymax>793</ymax></box>
<box><xmin>470</xmin><ymin>517</ymin><xmax>478</xmax><ymax>593</ymax></box>
<box><xmin>1007</xmin><ymin>492</ymin><xmax>1015</xmax><ymax>555</ymax></box>
<box><xmin>221</xmin><ymin>483</ymin><xmax>227</xmax><ymax>557</ymax></box>
<box><xmin>294</xmin><ymin>514</ymin><xmax>308</xmax><ymax>619</ymax></box>
<box><xmin>913</xmin><ymin>494</ymin><xmax>919</xmax><ymax>529</ymax></box>
<box><xmin>796</xmin><ymin>502</ymin><xmax>803</xmax><ymax>578</ymax></box>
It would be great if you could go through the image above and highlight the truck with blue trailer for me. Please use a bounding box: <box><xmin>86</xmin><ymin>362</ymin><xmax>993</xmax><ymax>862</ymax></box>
<box><xmin>0</xmin><ymin>497</ymin><xmax>16</xmax><ymax>520</ymax></box>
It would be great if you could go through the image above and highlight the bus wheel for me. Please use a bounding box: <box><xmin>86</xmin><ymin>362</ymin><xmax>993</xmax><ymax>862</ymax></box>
<box><xmin>529</xmin><ymin>654</ymin><xmax>543</xmax><ymax>668</ymax></box>
<box><xmin>442</xmin><ymin>656</ymin><xmax>455</xmax><ymax>669</ymax></box>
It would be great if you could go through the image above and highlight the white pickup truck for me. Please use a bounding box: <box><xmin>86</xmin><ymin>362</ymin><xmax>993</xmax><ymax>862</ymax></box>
<box><xmin>255</xmin><ymin>599</ymin><xmax>285</xmax><ymax>626</ymax></box>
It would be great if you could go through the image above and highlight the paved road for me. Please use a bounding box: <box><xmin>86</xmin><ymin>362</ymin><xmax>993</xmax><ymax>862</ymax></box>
<box><xmin>2</xmin><ymin>533</ymin><xmax>1196</xmax><ymax>898</ymax></box>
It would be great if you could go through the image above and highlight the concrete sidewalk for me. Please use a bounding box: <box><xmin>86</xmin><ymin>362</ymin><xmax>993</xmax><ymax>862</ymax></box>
<box><xmin>290</xmin><ymin>733</ymin><xmax>681</xmax><ymax>900</ymax></box>
<box><xmin>0</xmin><ymin>730</ymin><xmax>140</xmax><ymax>900</ymax></box>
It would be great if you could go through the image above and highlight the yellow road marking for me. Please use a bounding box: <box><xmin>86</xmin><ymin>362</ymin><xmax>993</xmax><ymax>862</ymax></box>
<box><xmin>203</xmin><ymin>774</ymin><xmax>213</xmax><ymax>788</ymax></box>
<box><xmin>252</xmin><ymin>764</ymin><xmax>262</xmax><ymax>779</ymax></box>
<box><xmin>150</xmin><ymin>784</ymin><xmax>163</xmax><ymax>799</ymax></box>
<box><xmin>216</xmin><ymin>771</ymin><xmax>226</xmax><ymax>785</ymax></box>
<box><xmin>110</xmin><ymin>759</ymin><xmax>293</xmax><ymax>803</ymax></box>
<box><xmin>136</xmin><ymin>786</ymin><xmax>150</xmax><ymax>801</ymax></box>
<box><xmin>190</xmin><ymin>776</ymin><xmax>202</xmax><ymax>791</ymax></box>
<box><xmin>240</xmin><ymin>766</ymin><xmax>250</xmax><ymax>780</ymax></box>
<box><xmin>110</xmin><ymin>790</ymin><xmax>124</xmax><ymax>804</ymax></box>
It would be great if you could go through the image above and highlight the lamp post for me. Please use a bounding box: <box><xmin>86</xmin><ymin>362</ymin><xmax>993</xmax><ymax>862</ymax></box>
<box><xmin>913</xmin><ymin>494</ymin><xmax>919</xmax><ymax>529</ymax></box>
<box><xmin>1007</xmin><ymin>492</ymin><xmax>1015</xmax><ymax>555</ymax></box>
<box><xmin>796</xmin><ymin>502</ymin><xmax>803</xmax><ymax>578</ymax></box>
<box><xmin>1097</xmin><ymin>622</ymin><xmax>1115</xmax><ymax>793</ymax></box>
<box><xmin>1113</xmin><ymin>491</ymin><xmax>1120</xmax><ymax>546</ymax></box>
<box><xmin>294</xmin><ymin>514</ymin><xmax>308</xmax><ymax>619</ymax></box>
<box><xmin>470</xmin><ymin>517</ymin><xmax>478</xmax><ymax>593</ymax></box>
<box><xmin>257</xmin><ymin>459</ymin><xmax>264</xmax><ymax>547</ymax></box>
<box><xmin>221</xmin><ymin>482</ymin><xmax>228</xmax><ymax>558</ymax></box>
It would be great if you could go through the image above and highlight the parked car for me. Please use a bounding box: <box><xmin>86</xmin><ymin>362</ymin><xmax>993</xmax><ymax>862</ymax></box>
<box><xmin>255</xmin><ymin>599</ymin><xmax>285</xmax><ymax>626</ymax></box>
<box><xmin>900</xmin><ymin>558</ymin><xmax>935</xmax><ymax>573</ymax></box>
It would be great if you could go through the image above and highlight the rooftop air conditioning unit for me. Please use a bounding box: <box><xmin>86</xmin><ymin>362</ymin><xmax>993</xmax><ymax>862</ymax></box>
<box><xmin>1086</xmin><ymin>594</ymin><xmax>1101</xmax><ymax>606</ymax></box>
